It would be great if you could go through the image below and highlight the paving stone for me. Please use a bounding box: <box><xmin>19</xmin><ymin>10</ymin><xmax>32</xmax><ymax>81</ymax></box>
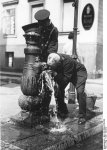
<box><xmin>1</xmin><ymin>123</ymin><xmax>37</xmax><ymax>143</ymax></box>
<box><xmin>1</xmin><ymin>140</ymin><xmax>23</xmax><ymax>150</ymax></box>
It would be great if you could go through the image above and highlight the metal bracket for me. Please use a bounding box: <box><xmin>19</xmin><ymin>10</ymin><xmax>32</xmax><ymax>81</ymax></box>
<box><xmin>72</xmin><ymin>0</ymin><xmax>78</xmax><ymax>7</ymax></box>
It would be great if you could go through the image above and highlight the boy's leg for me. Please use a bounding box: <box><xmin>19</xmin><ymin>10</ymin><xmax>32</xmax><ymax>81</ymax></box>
<box><xmin>76</xmin><ymin>82</ymin><xmax>87</xmax><ymax>124</ymax></box>
<box><xmin>55</xmin><ymin>84</ymin><xmax>68</xmax><ymax>118</ymax></box>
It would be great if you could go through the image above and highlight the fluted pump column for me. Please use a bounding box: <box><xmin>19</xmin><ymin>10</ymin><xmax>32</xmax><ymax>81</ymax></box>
<box><xmin>21</xmin><ymin>23</ymin><xmax>41</xmax><ymax>96</ymax></box>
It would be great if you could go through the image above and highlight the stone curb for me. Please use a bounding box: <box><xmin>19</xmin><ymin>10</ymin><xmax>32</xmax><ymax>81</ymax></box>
<box><xmin>1</xmin><ymin>116</ymin><xmax>103</xmax><ymax>150</ymax></box>
<box><xmin>86</xmin><ymin>81</ymin><xmax>103</xmax><ymax>85</ymax></box>
<box><xmin>1</xmin><ymin>141</ymin><xmax>24</xmax><ymax>150</ymax></box>
<box><xmin>44</xmin><ymin>122</ymin><xmax>103</xmax><ymax>150</ymax></box>
<box><xmin>1</xmin><ymin>123</ymin><xmax>103</xmax><ymax>150</ymax></box>
<box><xmin>0</xmin><ymin>71</ymin><xmax>22</xmax><ymax>76</ymax></box>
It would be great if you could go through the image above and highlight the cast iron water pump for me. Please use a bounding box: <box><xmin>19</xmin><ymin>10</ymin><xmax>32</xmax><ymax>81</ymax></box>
<box><xmin>11</xmin><ymin>23</ymin><xmax>52</xmax><ymax>127</ymax></box>
<box><xmin>18</xmin><ymin>23</ymin><xmax>42</xmax><ymax>111</ymax></box>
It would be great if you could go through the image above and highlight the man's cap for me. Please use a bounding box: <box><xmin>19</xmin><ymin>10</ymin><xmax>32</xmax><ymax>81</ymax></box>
<box><xmin>47</xmin><ymin>53</ymin><xmax>60</xmax><ymax>66</ymax></box>
<box><xmin>34</xmin><ymin>9</ymin><xmax>50</xmax><ymax>21</ymax></box>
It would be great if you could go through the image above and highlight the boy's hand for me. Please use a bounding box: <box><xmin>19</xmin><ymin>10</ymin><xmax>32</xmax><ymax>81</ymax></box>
<box><xmin>52</xmin><ymin>71</ymin><xmax>57</xmax><ymax>77</ymax></box>
<box><xmin>47</xmin><ymin>70</ymin><xmax>57</xmax><ymax>77</ymax></box>
<box><xmin>41</xmin><ymin>62</ymin><xmax>48</xmax><ymax>71</ymax></box>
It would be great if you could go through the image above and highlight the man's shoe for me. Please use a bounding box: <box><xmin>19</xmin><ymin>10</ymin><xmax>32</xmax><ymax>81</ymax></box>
<box><xmin>78</xmin><ymin>117</ymin><xmax>86</xmax><ymax>125</ymax></box>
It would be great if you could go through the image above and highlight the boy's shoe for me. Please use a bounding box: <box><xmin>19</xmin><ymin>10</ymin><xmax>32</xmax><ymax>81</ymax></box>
<box><xmin>78</xmin><ymin>117</ymin><xmax>86</xmax><ymax>125</ymax></box>
<box><xmin>86</xmin><ymin>109</ymin><xmax>96</xmax><ymax>116</ymax></box>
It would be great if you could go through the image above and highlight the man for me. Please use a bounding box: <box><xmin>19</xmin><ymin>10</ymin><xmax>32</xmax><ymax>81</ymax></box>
<box><xmin>47</xmin><ymin>53</ymin><xmax>87</xmax><ymax>124</ymax></box>
<box><xmin>34</xmin><ymin>9</ymin><xmax>58</xmax><ymax>62</ymax></box>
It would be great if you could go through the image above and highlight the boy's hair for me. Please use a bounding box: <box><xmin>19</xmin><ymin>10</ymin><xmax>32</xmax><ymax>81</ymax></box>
<box><xmin>47</xmin><ymin>53</ymin><xmax>60</xmax><ymax>66</ymax></box>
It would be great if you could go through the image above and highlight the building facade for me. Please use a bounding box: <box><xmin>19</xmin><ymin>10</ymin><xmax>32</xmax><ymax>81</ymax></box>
<box><xmin>0</xmin><ymin>0</ymin><xmax>103</xmax><ymax>78</ymax></box>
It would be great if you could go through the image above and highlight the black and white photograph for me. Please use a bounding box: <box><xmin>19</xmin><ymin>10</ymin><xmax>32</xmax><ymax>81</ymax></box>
<box><xmin>0</xmin><ymin>0</ymin><xmax>104</xmax><ymax>149</ymax></box>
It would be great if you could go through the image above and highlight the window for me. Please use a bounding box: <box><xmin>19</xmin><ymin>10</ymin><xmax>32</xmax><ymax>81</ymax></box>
<box><xmin>31</xmin><ymin>3</ymin><xmax>44</xmax><ymax>23</ymax></box>
<box><xmin>62</xmin><ymin>0</ymin><xmax>74</xmax><ymax>32</ymax></box>
<box><xmin>5</xmin><ymin>52</ymin><xmax>14</xmax><ymax>67</ymax></box>
<box><xmin>2</xmin><ymin>8</ymin><xmax>15</xmax><ymax>35</ymax></box>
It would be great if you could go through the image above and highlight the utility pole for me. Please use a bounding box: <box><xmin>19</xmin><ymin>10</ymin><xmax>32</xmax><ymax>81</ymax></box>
<box><xmin>68</xmin><ymin>0</ymin><xmax>79</xmax><ymax>104</ymax></box>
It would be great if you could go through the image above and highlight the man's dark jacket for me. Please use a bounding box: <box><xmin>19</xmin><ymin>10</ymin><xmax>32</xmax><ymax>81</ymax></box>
<box><xmin>39</xmin><ymin>22</ymin><xmax>58</xmax><ymax>62</ymax></box>
<box><xmin>54</xmin><ymin>53</ymin><xmax>87</xmax><ymax>88</ymax></box>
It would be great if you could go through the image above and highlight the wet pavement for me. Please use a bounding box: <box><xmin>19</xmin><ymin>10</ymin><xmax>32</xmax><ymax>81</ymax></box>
<box><xmin>1</xmin><ymin>111</ymin><xmax>103</xmax><ymax>150</ymax></box>
<box><xmin>67</xmin><ymin>131</ymin><xmax>103</xmax><ymax>150</ymax></box>
<box><xmin>0</xmin><ymin>79</ymin><xmax>103</xmax><ymax>150</ymax></box>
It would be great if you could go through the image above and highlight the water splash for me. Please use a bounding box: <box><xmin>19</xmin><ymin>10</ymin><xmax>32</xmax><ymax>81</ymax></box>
<box><xmin>50</xmin><ymin>125</ymin><xmax>67</xmax><ymax>133</ymax></box>
<box><xmin>39</xmin><ymin>70</ymin><xmax>67</xmax><ymax>132</ymax></box>
<box><xmin>50</xmin><ymin>113</ymin><xmax>67</xmax><ymax>133</ymax></box>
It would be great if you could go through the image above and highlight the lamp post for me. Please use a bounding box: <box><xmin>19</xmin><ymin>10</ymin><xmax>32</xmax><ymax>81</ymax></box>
<box><xmin>68</xmin><ymin>0</ymin><xmax>79</xmax><ymax>104</ymax></box>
